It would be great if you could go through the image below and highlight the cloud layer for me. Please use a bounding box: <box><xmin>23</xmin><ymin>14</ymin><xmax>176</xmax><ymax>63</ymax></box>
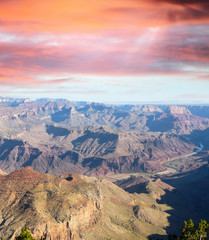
<box><xmin>0</xmin><ymin>0</ymin><xmax>208</xmax><ymax>102</ymax></box>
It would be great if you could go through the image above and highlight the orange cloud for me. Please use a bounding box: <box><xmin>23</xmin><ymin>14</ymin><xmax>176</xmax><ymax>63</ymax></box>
<box><xmin>0</xmin><ymin>0</ymin><xmax>208</xmax><ymax>35</ymax></box>
<box><xmin>0</xmin><ymin>74</ymin><xmax>42</xmax><ymax>86</ymax></box>
<box><xmin>0</xmin><ymin>26</ymin><xmax>208</xmax><ymax>82</ymax></box>
<box><xmin>0</xmin><ymin>0</ymin><xmax>208</xmax><ymax>91</ymax></box>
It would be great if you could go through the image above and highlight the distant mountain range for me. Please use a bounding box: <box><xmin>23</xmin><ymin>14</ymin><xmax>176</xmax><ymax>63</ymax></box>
<box><xmin>0</xmin><ymin>99</ymin><xmax>208</xmax><ymax>176</ymax></box>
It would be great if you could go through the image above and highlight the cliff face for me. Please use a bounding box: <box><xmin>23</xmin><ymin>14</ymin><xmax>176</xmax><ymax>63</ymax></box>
<box><xmin>165</xmin><ymin>106</ymin><xmax>191</xmax><ymax>115</ymax></box>
<box><xmin>0</xmin><ymin>167</ymin><xmax>102</xmax><ymax>240</ymax></box>
<box><xmin>0</xmin><ymin>167</ymin><xmax>169</xmax><ymax>240</ymax></box>
<box><xmin>0</xmin><ymin>130</ymin><xmax>195</xmax><ymax>176</ymax></box>
<box><xmin>147</xmin><ymin>105</ymin><xmax>209</xmax><ymax>134</ymax></box>
<box><xmin>0</xmin><ymin>102</ymin><xmax>208</xmax><ymax>176</ymax></box>
<box><xmin>0</xmin><ymin>168</ymin><xmax>7</xmax><ymax>175</ymax></box>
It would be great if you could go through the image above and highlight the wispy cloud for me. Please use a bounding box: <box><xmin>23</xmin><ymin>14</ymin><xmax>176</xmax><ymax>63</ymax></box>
<box><xmin>0</xmin><ymin>0</ymin><xmax>208</xmax><ymax>102</ymax></box>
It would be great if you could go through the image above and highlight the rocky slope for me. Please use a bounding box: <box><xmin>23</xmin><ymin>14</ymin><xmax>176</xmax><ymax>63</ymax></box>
<box><xmin>0</xmin><ymin>101</ymin><xmax>208</xmax><ymax>135</ymax></box>
<box><xmin>0</xmin><ymin>168</ymin><xmax>7</xmax><ymax>175</ymax></box>
<box><xmin>0</xmin><ymin>167</ymin><xmax>170</xmax><ymax>240</ymax></box>
<box><xmin>0</xmin><ymin>101</ymin><xmax>208</xmax><ymax>176</ymax></box>
<box><xmin>159</xmin><ymin>161</ymin><xmax>209</xmax><ymax>234</ymax></box>
<box><xmin>114</xmin><ymin>161</ymin><xmax>209</xmax><ymax>236</ymax></box>
<box><xmin>188</xmin><ymin>105</ymin><xmax>209</xmax><ymax>119</ymax></box>
<box><xmin>0</xmin><ymin>129</ymin><xmax>195</xmax><ymax>176</ymax></box>
<box><xmin>147</xmin><ymin>106</ymin><xmax>209</xmax><ymax>134</ymax></box>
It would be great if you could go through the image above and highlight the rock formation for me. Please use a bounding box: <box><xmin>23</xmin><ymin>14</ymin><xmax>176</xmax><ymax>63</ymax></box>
<box><xmin>0</xmin><ymin>167</ymin><xmax>170</xmax><ymax>240</ymax></box>
<box><xmin>0</xmin><ymin>100</ymin><xmax>208</xmax><ymax>176</ymax></box>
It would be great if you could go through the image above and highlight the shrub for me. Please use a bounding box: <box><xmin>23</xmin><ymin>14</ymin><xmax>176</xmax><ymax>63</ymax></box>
<box><xmin>15</xmin><ymin>226</ymin><xmax>35</xmax><ymax>240</ymax></box>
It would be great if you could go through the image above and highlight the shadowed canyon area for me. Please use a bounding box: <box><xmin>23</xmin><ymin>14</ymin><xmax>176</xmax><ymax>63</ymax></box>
<box><xmin>0</xmin><ymin>98</ymin><xmax>209</xmax><ymax>239</ymax></box>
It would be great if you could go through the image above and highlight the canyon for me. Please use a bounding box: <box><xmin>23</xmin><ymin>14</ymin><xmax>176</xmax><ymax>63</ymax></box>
<box><xmin>0</xmin><ymin>99</ymin><xmax>208</xmax><ymax>176</ymax></box>
<box><xmin>0</xmin><ymin>167</ymin><xmax>170</xmax><ymax>240</ymax></box>
<box><xmin>0</xmin><ymin>98</ymin><xmax>209</xmax><ymax>239</ymax></box>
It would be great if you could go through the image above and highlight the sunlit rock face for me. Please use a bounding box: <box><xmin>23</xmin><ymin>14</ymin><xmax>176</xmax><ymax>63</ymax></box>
<box><xmin>0</xmin><ymin>167</ymin><xmax>169</xmax><ymax>240</ymax></box>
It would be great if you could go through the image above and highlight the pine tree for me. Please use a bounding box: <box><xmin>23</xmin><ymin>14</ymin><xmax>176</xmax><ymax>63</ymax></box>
<box><xmin>15</xmin><ymin>226</ymin><xmax>34</xmax><ymax>240</ymax></box>
<box><xmin>181</xmin><ymin>219</ymin><xmax>195</xmax><ymax>240</ymax></box>
<box><xmin>181</xmin><ymin>219</ymin><xmax>209</xmax><ymax>240</ymax></box>
<box><xmin>194</xmin><ymin>220</ymin><xmax>209</xmax><ymax>240</ymax></box>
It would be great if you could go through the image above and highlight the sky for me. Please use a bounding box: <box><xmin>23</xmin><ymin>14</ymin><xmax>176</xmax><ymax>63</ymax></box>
<box><xmin>0</xmin><ymin>0</ymin><xmax>209</xmax><ymax>104</ymax></box>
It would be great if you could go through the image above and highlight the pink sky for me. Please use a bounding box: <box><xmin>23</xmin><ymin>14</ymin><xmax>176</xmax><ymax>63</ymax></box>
<box><xmin>0</xmin><ymin>0</ymin><xmax>209</xmax><ymax>103</ymax></box>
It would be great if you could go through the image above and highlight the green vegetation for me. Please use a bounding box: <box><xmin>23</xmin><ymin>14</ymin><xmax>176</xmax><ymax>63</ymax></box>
<box><xmin>149</xmin><ymin>219</ymin><xmax>209</xmax><ymax>240</ymax></box>
<box><xmin>167</xmin><ymin>219</ymin><xmax>209</xmax><ymax>240</ymax></box>
<box><xmin>15</xmin><ymin>226</ymin><xmax>35</xmax><ymax>240</ymax></box>
<box><xmin>181</xmin><ymin>219</ymin><xmax>209</xmax><ymax>240</ymax></box>
<box><xmin>0</xmin><ymin>226</ymin><xmax>42</xmax><ymax>240</ymax></box>
<box><xmin>1</xmin><ymin>219</ymin><xmax>209</xmax><ymax>240</ymax></box>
